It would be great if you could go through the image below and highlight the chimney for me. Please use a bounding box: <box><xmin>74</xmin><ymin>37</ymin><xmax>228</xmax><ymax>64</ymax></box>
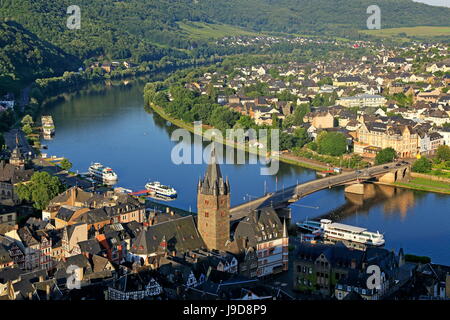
<box><xmin>170</xmin><ymin>210</ymin><xmax>174</xmax><ymax>216</ymax></box>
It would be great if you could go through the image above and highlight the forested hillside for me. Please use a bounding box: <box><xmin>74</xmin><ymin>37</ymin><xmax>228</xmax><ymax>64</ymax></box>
<box><xmin>1</xmin><ymin>0</ymin><xmax>449</xmax><ymax>94</ymax></box>
<box><xmin>0</xmin><ymin>22</ymin><xmax>79</xmax><ymax>94</ymax></box>
<box><xmin>1</xmin><ymin>0</ymin><xmax>449</xmax><ymax>62</ymax></box>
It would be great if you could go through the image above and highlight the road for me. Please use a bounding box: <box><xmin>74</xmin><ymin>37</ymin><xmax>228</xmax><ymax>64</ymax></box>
<box><xmin>230</xmin><ymin>161</ymin><xmax>410</xmax><ymax>220</ymax></box>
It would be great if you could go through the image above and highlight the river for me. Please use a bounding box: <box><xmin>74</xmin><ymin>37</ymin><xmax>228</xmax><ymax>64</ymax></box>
<box><xmin>39</xmin><ymin>80</ymin><xmax>450</xmax><ymax>265</ymax></box>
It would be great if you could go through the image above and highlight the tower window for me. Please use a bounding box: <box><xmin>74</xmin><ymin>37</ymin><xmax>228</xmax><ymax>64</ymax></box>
<box><xmin>205</xmin><ymin>200</ymin><xmax>209</xmax><ymax>205</ymax></box>
<box><xmin>205</xmin><ymin>212</ymin><xmax>209</xmax><ymax>217</ymax></box>
<box><xmin>221</xmin><ymin>211</ymin><xmax>226</xmax><ymax>217</ymax></box>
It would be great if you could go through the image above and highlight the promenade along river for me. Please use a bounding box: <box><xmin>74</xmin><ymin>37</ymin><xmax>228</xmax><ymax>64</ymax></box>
<box><xmin>39</xmin><ymin>81</ymin><xmax>450</xmax><ymax>265</ymax></box>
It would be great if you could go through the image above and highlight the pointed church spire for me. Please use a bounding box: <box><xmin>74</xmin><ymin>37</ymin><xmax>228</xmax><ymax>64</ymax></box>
<box><xmin>199</xmin><ymin>144</ymin><xmax>229</xmax><ymax>196</ymax></box>
<box><xmin>205</xmin><ymin>144</ymin><xmax>222</xmax><ymax>185</ymax></box>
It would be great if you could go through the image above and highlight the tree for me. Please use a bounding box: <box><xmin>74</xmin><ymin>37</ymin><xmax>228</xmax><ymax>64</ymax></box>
<box><xmin>279</xmin><ymin>132</ymin><xmax>297</xmax><ymax>151</ymax></box>
<box><xmin>60</xmin><ymin>158</ymin><xmax>73</xmax><ymax>171</ymax></box>
<box><xmin>412</xmin><ymin>157</ymin><xmax>432</xmax><ymax>173</ymax></box>
<box><xmin>21</xmin><ymin>114</ymin><xmax>34</xmax><ymax>126</ymax></box>
<box><xmin>293</xmin><ymin>127</ymin><xmax>310</xmax><ymax>148</ymax></box>
<box><xmin>16</xmin><ymin>172</ymin><xmax>65</xmax><ymax>210</ymax></box>
<box><xmin>436</xmin><ymin>145</ymin><xmax>450</xmax><ymax>162</ymax></box>
<box><xmin>22</xmin><ymin>123</ymin><xmax>33</xmax><ymax>135</ymax></box>
<box><xmin>292</xmin><ymin>104</ymin><xmax>311</xmax><ymax>125</ymax></box>
<box><xmin>316</xmin><ymin>131</ymin><xmax>347</xmax><ymax>156</ymax></box>
<box><xmin>375</xmin><ymin>147</ymin><xmax>396</xmax><ymax>165</ymax></box>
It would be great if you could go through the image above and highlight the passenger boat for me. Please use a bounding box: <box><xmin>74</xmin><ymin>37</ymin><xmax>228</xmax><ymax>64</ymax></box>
<box><xmin>88</xmin><ymin>162</ymin><xmax>118</xmax><ymax>183</ymax></box>
<box><xmin>297</xmin><ymin>218</ymin><xmax>385</xmax><ymax>246</ymax></box>
<box><xmin>145</xmin><ymin>181</ymin><xmax>177</xmax><ymax>198</ymax></box>
<box><xmin>320</xmin><ymin>219</ymin><xmax>385</xmax><ymax>246</ymax></box>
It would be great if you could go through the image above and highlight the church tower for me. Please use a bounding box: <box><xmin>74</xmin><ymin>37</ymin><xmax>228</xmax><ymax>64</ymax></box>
<box><xmin>197</xmin><ymin>146</ymin><xmax>230</xmax><ymax>251</ymax></box>
<box><xmin>10</xmin><ymin>134</ymin><xmax>25</xmax><ymax>170</ymax></box>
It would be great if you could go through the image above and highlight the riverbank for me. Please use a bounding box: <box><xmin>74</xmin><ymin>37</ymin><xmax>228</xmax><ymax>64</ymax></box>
<box><xmin>149</xmin><ymin>103</ymin><xmax>450</xmax><ymax>195</ymax></box>
<box><xmin>375</xmin><ymin>176</ymin><xmax>450</xmax><ymax>195</ymax></box>
<box><xmin>148</xmin><ymin>103</ymin><xmax>328</xmax><ymax>172</ymax></box>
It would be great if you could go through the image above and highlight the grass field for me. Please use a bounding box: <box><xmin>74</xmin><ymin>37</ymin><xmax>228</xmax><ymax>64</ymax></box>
<box><xmin>395</xmin><ymin>177</ymin><xmax>450</xmax><ymax>194</ymax></box>
<box><xmin>361</xmin><ymin>26</ymin><xmax>450</xmax><ymax>39</ymax></box>
<box><xmin>177</xmin><ymin>21</ymin><xmax>259</xmax><ymax>40</ymax></box>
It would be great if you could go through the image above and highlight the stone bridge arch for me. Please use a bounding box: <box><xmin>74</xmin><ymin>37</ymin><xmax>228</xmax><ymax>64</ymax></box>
<box><xmin>378</xmin><ymin>165</ymin><xmax>410</xmax><ymax>184</ymax></box>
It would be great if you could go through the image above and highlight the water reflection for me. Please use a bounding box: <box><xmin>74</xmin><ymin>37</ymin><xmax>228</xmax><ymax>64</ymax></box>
<box><xmin>320</xmin><ymin>184</ymin><xmax>427</xmax><ymax>222</ymax></box>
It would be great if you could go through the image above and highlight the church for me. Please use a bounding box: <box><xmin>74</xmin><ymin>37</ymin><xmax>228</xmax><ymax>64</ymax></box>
<box><xmin>196</xmin><ymin>147</ymin><xmax>289</xmax><ymax>278</ymax></box>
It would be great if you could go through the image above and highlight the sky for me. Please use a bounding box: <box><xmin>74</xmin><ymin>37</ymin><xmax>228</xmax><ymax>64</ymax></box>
<box><xmin>413</xmin><ymin>0</ymin><xmax>450</xmax><ymax>7</ymax></box>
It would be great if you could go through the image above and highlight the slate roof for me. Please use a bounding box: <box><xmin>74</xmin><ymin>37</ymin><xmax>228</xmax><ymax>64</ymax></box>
<box><xmin>231</xmin><ymin>207</ymin><xmax>284</xmax><ymax>248</ymax></box>
<box><xmin>78</xmin><ymin>239</ymin><xmax>102</xmax><ymax>255</ymax></box>
<box><xmin>55</xmin><ymin>205</ymin><xmax>80</xmax><ymax>222</ymax></box>
<box><xmin>0</xmin><ymin>161</ymin><xmax>33</xmax><ymax>184</ymax></box>
<box><xmin>47</xmin><ymin>228</ymin><xmax>64</xmax><ymax>248</ymax></box>
<box><xmin>295</xmin><ymin>242</ymin><xmax>365</xmax><ymax>268</ymax></box>
<box><xmin>131</xmin><ymin>215</ymin><xmax>205</xmax><ymax>255</ymax></box>
<box><xmin>91</xmin><ymin>254</ymin><xmax>112</xmax><ymax>273</ymax></box>
<box><xmin>25</xmin><ymin>217</ymin><xmax>50</xmax><ymax>231</ymax></box>
<box><xmin>0</xmin><ymin>266</ymin><xmax>23</xmax><ymax>283</ymax></box>
<box><xmin>17</xmin><ymin>226</ymin><xmax>39</xmax><ymax>247</ymax></box>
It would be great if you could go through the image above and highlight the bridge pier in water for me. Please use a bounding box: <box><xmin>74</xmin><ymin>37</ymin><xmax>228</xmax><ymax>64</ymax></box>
<box><xmin>344</xmin><ymin>183</ymin><xmax>365</xmax><ymax>195</ymax></box>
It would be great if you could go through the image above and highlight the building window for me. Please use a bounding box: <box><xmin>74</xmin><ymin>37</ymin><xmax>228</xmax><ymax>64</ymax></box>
<box><xmin>205</xmin><ymin>212</ymin><xmax>209</xmax><ymax>217</ymax></box>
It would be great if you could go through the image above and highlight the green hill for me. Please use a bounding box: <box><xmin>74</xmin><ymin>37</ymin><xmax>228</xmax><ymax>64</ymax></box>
<box><xmin>0</xmin><ymin>21</ymin><xmax>79</xmax><ymax>94</ymax></box>
<box><xmin>1</xmin><ymin>0</ymin><xmax>449</xmax><ymax>61</ymax></box>
<box><xmin>0</xmin><ymin>0</ymin><xmax>449</xmax><ymax>92</ymax></box>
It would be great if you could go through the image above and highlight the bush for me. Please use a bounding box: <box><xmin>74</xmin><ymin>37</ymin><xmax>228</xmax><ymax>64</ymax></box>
<box><xmin>412</xmin><ymin>157</ymin><xmax>432</xmax><ymax>173</ymax></box>
<box><xmin>307</xmin><ymin>141</ymin><xmax>317</xmax><ymax>151</ymax></box>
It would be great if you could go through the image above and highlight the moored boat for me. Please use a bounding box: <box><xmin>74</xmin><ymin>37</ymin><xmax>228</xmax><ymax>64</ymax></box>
<box><xmin>145</xmin><ymin>181</ymin><xmax>177</xmax><ymax>198</ymax></box>
<box><xmin>88</xmin><ymin>162</ymin><xmax>118</xmax><ymax>183</ymax></box>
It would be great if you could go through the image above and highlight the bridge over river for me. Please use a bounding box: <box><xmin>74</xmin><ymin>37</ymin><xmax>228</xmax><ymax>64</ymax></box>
<box><xmin>230</xmin><ymin>161</ymin><xmax>411</xmax><ymax>221</ymax></box>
